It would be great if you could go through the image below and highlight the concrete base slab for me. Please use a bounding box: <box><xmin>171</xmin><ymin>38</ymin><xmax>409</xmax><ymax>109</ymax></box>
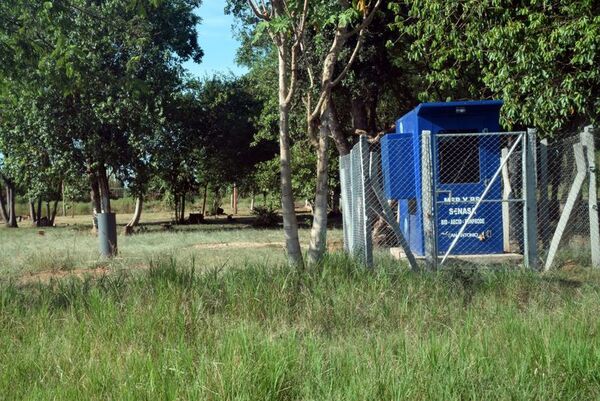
<box><xmin>389</xmin><ymin>247</ymin><xmax>523</xmax><ymax>265</ymax></box>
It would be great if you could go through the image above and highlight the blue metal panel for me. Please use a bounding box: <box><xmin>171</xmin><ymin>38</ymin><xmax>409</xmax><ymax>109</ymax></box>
<box><xmin>382</xmin><ymin>100</ymin><xmax>505</xmax><ymax>256</ymax></box>
<box><xmin>380</xmin><ymin>134</ymin><xmax>415</xmax><ymax>199</ymax></box>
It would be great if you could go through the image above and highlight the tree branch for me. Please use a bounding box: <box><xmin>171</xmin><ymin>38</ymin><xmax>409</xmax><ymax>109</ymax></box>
<box><xmin>331</xmin><ymin>28</ymin><xmax>365</xmax><ymax>87</ymax></box>
<box><xmin>343</xmin><ymin>0</ymin><xmax>383</xmax><ymax>39</ymax></box>
<box><xmin>247</xmin><ymin>0</ymin><xmax>270</xmax><ymax>20</ymax></box>
<box><xmin>283</xmin><ymin>0</ymin><xmax>309</xmax><ymax>106</ymax></box>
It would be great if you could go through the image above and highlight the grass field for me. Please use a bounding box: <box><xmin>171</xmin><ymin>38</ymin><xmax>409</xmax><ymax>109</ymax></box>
<box><xmin>0</xmin><ymin>214</ymin><xmax>599</xmax><ymax>400</ymax></box>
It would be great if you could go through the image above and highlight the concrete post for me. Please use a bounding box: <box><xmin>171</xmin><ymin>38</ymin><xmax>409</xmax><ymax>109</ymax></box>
<box><xmin>523</xmin><ymin>128</ymin><xmax>538</xmax><ymax>269</ymax></box>
<box><xmin>421</xmin><ymin>130</ymin><xmax>437</xmax><ymax>271</ymax></box>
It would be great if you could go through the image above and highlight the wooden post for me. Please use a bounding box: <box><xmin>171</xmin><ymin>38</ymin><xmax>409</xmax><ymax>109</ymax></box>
<box><xmin>581</xmin><ymin>126</ymin><xmax>600</xmax><ymax>268</ymax></box>
<box><xmin>523</xmin><ymin>128</ymin><xmax>538</xmax><ymax>270</ymax></box>
<box><xmin>421</xmin><ymin>130</ymin><xmax>437</xmax><ymax>271</ymax></box>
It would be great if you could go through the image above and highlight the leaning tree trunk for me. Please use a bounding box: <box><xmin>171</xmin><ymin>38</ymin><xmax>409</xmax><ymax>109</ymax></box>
<box><xmin>123</xmin><ymin>196</ymin><xmax>143</xmax><ymax>235</ymax></box>
<box><xmin>308</xmin><ymin>108</ymin><xmax>331</xmax><ymax>265</ymax></box>
<box><xmin>49</xmin><ymin>200</ymin><xmax>59</xmax><ymax>226</ymax></box>
<box><xmin>278</xmin><ymin>48</ymin><xmax>303</xmax><ymax>266</ymax></box>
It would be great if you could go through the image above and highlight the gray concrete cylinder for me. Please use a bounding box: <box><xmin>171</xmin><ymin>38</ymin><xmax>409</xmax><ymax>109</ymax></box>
<box><xmin>98</xmin><ymin>212</ymin><xmax>118</xmax><ymax>257</ymax></box>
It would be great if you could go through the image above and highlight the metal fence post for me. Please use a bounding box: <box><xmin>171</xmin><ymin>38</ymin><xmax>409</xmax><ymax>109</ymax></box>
<box><xmin>421</xmin><ymin>130</ymin><xmax>437</xmax><ymax>271</ymax></box>
<box><xmin>581</xmin><ymin>126</ymin><xmax>600</xmax><ymax>268</ymax></box>
<box><xmin>523</xmin><ymin>128</ymin><xmax>538</xmax><ymax>269</ymax></box>
<box><xmin>359</xmin><ymin>135</ymin><xmax>374</xmax><ymax>267</ymax></box>
<box><xmin>339</xmin><ymin>155</ymin><xmax>352</xmax><ymax>252</ymax></box>
<box><xmin>539</xmin><ymin>138</ymin><xmax>549</xmax><ymax>246</ymax></box>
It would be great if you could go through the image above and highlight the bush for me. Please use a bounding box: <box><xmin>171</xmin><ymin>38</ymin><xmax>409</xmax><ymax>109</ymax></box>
<box><xmin>251</xmin><ymin>206</ymin><xmax>279</xmax><ymax>228</ymax></box>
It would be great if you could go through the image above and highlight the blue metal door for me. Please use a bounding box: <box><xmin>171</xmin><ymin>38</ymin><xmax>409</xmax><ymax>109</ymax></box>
<box><xmin>433</xmin><ymin>129</ymin><xmax>504</xmax><ymax>255</ymax></box>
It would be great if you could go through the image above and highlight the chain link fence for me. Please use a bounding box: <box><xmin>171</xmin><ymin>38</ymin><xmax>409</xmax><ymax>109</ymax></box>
<box><xmin>340</xmin><ymin>126</ymin><xmax>599</xmax><ymax>271</ymax></box>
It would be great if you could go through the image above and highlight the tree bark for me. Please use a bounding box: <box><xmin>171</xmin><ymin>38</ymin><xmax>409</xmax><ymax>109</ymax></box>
<box><xmin>180</xmin><ymin>194</ymin><xmax>186</xmax><ymax>224</ymax></box>
<box><xmin>329</xmin><ymin>99</ymin><xmax>352</xmax><ymax>156</ymax></box>
<box><xmin>97</xmin><ymin>165</ymin><xmax>111</xmax><ymax>213</ymax></box>
<box><xmin>36</xmin><ymin>197</ymin><xmax>42</xmax><ymax>225</ymax></box>
<box><xmin>331</xmin><ymin>182</ymin><xmax>341</xmax><ymax>215</ymax></box>
<box><xmin>174</xmin><ymin>194</ymin><xmax>181</xmax><ymax>223</ymax></box>
<box><xmin>308</xmin><ymin>108</ymin><xmax>331</xmax><ymax>265</ymax></box>
<box><xmin>277</xmin><ymin>43</ymin><xmax>303</xmax><ymax>266</ymax></box>
<box><xmin>29</xmin><ymin>200</ymin><xmax>36</xmax><ymax>225</ymax></box>
<box><xmin>49</xmin><ymin>200</ymin><xmax>59</xmax><ymax>226</ymax></box>
<box><xmin>6</xmin><ymin>184</ymin><xmax>18</xmax><ymax>228</ymax></box>
<box><xmin>129</xmin><ymin>196</ymin><xmax>143</xmax><ymax>227</ymax></box>
<box><xmin>0</xmin><ymin>186</ymin><xmax>8</xmax><ymax>223</ymax></box>
<box><xmin>89</xmin><ymin>171</ymin><xmax>102</xmax><ymax>231</ymax></box>
<box><xmin>201</xmin><ymin>183</ymin><xmax>208</xmax><ymax>215</ymax></box>
<box><xmin>123</xmin><ymin>196</ymin><xmax>143</xmax><ymax>235</ymax></box>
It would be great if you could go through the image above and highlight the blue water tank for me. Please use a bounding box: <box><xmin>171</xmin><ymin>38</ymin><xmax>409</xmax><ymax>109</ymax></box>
<box><xmin>380</xmin><ymin>100</ymin><xmax>504</xmax><ymax>256</ymax></box>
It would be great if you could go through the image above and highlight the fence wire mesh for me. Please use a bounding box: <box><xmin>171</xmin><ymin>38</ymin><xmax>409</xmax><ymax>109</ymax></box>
<box><xmin>340</xmin><ymin>126</ymin><xmax>600</xmax><ymax>270</ymax></box>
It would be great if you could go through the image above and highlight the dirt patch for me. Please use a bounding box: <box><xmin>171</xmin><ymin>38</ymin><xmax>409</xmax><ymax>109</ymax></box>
<box><xmin>194</xmin><ymin>241</ymin><xmax>285</xmax><ymax>250</ymax></box>
<box><xmin>19</xmin><ymin>267</ymin><xmax>111</xmax><ymax>286</ymax></box>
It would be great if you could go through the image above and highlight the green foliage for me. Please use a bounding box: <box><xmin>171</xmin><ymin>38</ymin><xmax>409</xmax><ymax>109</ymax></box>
<box><xmin>0</xmin><ymin>0</ymin><xmax>204</xmax><ymax>205</ymax></box>
<box><xmin>388</xmin><ymin>0</ymin><xmax>600</xmax><ymax>136</ymax></box>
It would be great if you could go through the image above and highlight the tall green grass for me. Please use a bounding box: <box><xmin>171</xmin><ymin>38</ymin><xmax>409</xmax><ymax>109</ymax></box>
<box><xmin>1</xmin><ymin>255</ymin><xmax>599</xmax><ymax>400</ymax></box>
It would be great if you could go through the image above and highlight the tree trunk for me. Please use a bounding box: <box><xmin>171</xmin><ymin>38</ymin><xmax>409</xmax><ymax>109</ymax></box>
<box><xmin>97</xmin><ymin>165</ymin><xmax>111</xmax><ymax>213</ymax></box>
<box><xmin>89</xmin><ymin>171</ymin><xmax>102</xmax><ymax>231</ymax></box>
<box><xmin>278</xmin><ymin>46</ymin><xmax>303</xmax><ymax>266</ymax></box>
<box><xmin>201</xmin><ymin>183</ymin><xmax>208</xmax><ymax>215</ymax></box>
<box><xmin>129</xmin><ymin>197</ymin><xmax>143</xmax><ymax>226</ymax></box>
<box><xmin>0</xmin><ymin>186</ymin><xmax>9</xmax><ymax>223</ymax></box>
<box><xmin>331</xmin><ymin>182</ymin><xmax>341</xmax><ymax>215</ymax></box>
<box><xmin>6</xmin><ymin>184</ymin><xmax>18</xmax><ymax>228</ymax></box>
<box><xmin>123</xmin><ymin>196</ymin><xmax>143</xmax><ymax>235</ymax></box>
<box><xmin>29</xmin><ymin>200</ymin><xmax>36</xmax><ymax>226</ymax></box>
<box><xmin>62</xmin><ymin>181</ymin><xmax>66</xmax><ymax>217</ymax></box>
<box><xmin>250</xmin><ymin>192</ymin><xmax>255</xmax><ymax>211</ymax></box>
<box><xmin>329</xmin><ymin>100</ymin><xmax>352</xmax><ymax>156</ymax></box>
<box><xmin>37</xmin><ymin>197</ymin><xmax>42</xmax><ymax>225</ymax></box>
<box><xmin>308</xmin><ymin>108</ymin><xmax>331</xmax><ymax>265</ymax></box>
<box><xmin>233</xmin><ymin>183</ymin><xmax>238</xmax><ymax>215</ymax></box>
<box><xmin>49</xmin><ymin>200</ymin><xmax>59</xmax><ymax>226</ymax></box>
<box><xmin>174</xmin><ymin>195</ymin><xmax>180</xmax><ymax>223</ymax></box>
<box><xmin>180</xmin><ymin>194</ymin><xmax>186</xmax><ymax>224</ymax></box>
<box><xmin>46</xmin><ymin>201</ymin><xmax>50</xmax><ymax>220</ymax></box>
<box><xmin>351</xmin><ymin>97</ymin><xmax>370</xmax><ymax>135</ymax></box>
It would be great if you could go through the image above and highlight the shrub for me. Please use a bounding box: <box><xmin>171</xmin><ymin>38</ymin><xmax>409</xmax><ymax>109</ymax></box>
<box><xmin>251</xmin><ymin>206</ymin><xmax>279</xmax><ymax>228</ymax></box>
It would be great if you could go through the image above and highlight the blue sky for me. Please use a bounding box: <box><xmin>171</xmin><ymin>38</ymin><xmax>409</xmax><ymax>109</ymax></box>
<box><xmin>183</xmin><ymin>0</ymin><xmax>248</xmax><ymax>78</ymax></box>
